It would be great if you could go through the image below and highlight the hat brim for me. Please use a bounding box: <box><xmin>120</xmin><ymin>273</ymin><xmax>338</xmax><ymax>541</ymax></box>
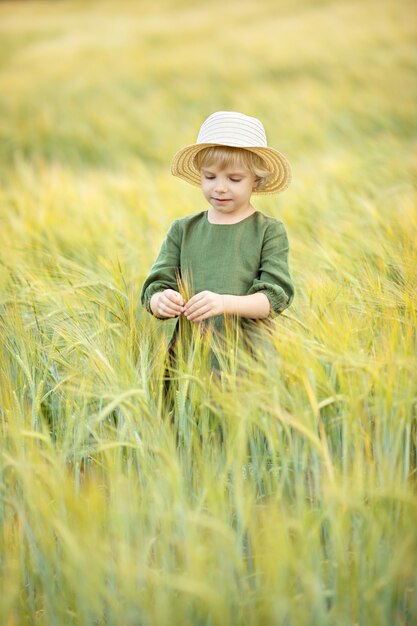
<box><xmin>171</xmin><ymin>143</ymin><xmax>292</xmax><ymax>194</ymax></box>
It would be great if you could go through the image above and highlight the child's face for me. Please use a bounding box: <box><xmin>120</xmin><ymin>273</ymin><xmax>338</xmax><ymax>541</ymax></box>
<box><xmin>200</xmin><ymin>161</ymin><xmax>257</xmax><ymax>218</ymax></box>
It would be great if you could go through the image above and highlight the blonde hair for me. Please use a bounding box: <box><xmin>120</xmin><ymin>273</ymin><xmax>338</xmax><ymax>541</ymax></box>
<box><xmin>193</xmin><ymin>146</ymin><xmax>272</xmax><ymax>191</ymax></box>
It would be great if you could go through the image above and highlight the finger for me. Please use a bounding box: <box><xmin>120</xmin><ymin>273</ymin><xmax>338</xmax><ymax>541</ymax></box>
<box><xmin>162</xmin><ymin>296</ymin><xmax>184</xmax><ymax>313</ymax></box>
<box><xmin>173</xmin><ymin>294</ymin><xmax>185</xmax><ymax>306</ymax></box>
<box><xmin>185</xmin><ymin>293</ymin><xmax>204</xmax><ymax>309</ymax></box>
<box><xmin>166</xmin><ymin>290</ymin><xmax>185</xmax><ymax>306</ymax></box>
<box><xmin>190</xmin><ymin>310</ymin><xmax>212</xmax><ymax>322</ymax></box>
<box><xmin>186</xmin><ymin>304</ymin><xmax>211</xmax><ymax>321</ymax></box>
<box><xmin>185</xmin><ymin>296</ymin><xmax>206</xmax><ymax>315</ymax></box>
<box><xmin>165</xmin><ymin>303</ymin><xmax>184</xmax><ymax>315</ymax></box>
<box><xmin>184</xmin><ymin>302</ymin><xmax>206</xmax><ymax>318</ymax></box>
<box><xmin>159</xmin><ymin>308</ymin><xmax>176</xmax><ymax>318</ymax></box>
<box><xmin>159</xmin><ymin>301</ymin><xmax>181</xmax><ymax>317</ymax></box>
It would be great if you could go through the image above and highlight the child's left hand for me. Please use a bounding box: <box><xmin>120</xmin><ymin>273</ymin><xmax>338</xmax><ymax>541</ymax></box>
<box><xmin>183</xmin><ymin>290</ymin><xmax>224</xmax><ymax>322</ymax></box>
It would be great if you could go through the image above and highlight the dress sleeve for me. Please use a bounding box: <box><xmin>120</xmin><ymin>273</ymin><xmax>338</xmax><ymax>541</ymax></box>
<box><xmin>140</xmin><ymin>219</ymin><xmax>181</xmax><ymax>316</ymax></box>
<box><xmin>247</xmin><ymin>220</ymin><xmax>294</xmax><ymax>317</ymax></box>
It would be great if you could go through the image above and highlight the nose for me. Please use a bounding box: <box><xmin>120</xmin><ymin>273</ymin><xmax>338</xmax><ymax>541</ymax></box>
<box><xmin>214</xmin><ymin>179</ymin><xmax>228</xmax><ymax>193</ymax></box>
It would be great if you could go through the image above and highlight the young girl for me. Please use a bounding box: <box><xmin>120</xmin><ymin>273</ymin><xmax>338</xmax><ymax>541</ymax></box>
<box><xmin>140</xmin><ymin>111</ymin><xmax>294</xmax><ymax>392</ymax></box>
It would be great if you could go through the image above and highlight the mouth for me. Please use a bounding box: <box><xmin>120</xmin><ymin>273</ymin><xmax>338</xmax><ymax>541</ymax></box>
<box><xmin>212</xmin><ymin>198</ymin><xmax>232</xmax><ymax>202</ymax></box>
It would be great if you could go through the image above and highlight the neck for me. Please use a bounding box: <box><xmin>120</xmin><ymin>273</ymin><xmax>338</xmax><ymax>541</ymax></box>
<box><xmin>207</xmin><ymin>207</ymin><xmax>256</xmax><ymax>224</ymax></box>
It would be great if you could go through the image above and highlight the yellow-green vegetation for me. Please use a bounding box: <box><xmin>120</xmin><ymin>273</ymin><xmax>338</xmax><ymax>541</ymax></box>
<box><xmin>1</xmin><ymin>0</ymin><xmax>416</xmax><ymax>624</ymax></box>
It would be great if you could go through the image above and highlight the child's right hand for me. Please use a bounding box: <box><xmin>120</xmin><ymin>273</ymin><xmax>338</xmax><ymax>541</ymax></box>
<box><xmin>150</xmin><ymin>289</ymin><xmax>185</xmax><ymax>319</ymax></box>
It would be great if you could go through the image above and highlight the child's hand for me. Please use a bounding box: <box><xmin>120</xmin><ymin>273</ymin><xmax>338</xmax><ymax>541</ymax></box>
<box><xmin>183</xmin><ymin>291</ymin><xmax>224</xmax><ymax>322</ymax></box>
<box><xmin>151</xmin><ymin>289</ymin><xmax>185</xmax><ymax>318</ymax></box>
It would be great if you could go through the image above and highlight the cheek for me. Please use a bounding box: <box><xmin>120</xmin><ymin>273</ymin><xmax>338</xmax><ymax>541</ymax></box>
<box><xmin>202</xmin><ymin>185</ymin><xmax>213</xmax><ymax>199</ymax></box>
<box><xmin>237</xmin><ymin>185</ymin><xmax>249</xmax><ymax>196</ymax></box>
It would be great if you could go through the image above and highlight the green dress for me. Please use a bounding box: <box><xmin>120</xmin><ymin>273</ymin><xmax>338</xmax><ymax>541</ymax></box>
<box><xmin>140</xmin><ymin>209</ymin><xmax>294</xmax><ymax>373</ymax></box>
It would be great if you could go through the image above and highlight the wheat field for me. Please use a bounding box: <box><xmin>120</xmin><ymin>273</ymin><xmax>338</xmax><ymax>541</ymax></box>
<box><xmin>0</xmin><ymin>0</ymin><xmax>416</xmax><ymax>624</ymax></box>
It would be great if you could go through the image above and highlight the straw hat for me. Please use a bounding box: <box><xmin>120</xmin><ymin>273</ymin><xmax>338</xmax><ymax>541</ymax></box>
<box><xmin>171</xmin><ymin>111</ymin><xmax>292</xmax><ymax>194</ymax></box>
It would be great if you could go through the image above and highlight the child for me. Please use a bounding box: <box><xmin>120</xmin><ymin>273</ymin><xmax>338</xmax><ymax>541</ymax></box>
<box><xmin>140</xmin><ymin>111</ymin><xmax>294</xmax><ymax>391</ymax></box>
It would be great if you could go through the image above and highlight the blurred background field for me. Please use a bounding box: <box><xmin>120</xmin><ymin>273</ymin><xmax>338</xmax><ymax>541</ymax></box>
<box><xmin>0</xmin><ymin>0</ymin><xmax>416</xmax><ymax>624</ymax></box>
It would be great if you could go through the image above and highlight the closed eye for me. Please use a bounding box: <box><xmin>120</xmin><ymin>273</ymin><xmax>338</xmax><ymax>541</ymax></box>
<box><xmin>203</xmin><ymin>174</ymin><xmax>242</xmax><ymax>182</ymax></box>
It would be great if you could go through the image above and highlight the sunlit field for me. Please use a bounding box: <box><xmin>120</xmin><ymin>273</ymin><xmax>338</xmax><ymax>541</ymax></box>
<box><xmin>0</xmin><ymin>0</ymin><xmax>416</xmax><ymax>624</ymax></box>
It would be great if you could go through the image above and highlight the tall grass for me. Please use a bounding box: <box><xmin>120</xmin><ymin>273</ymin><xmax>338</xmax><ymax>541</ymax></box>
<box><xmin>0</xmin><ymin>0</ymin><xmax>416</xmax><ymax>624</ymax></box>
